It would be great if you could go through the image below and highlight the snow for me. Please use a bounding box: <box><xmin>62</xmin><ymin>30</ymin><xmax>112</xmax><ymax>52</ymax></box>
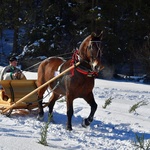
<box><xmin>0</xmin><ymin>71</ymin><xmax>150</xmax><ymax>150</ymax></box>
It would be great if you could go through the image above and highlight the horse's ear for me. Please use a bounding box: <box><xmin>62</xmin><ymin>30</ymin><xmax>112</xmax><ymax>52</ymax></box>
<box><xmin>91</xmin><ymin>31</ymin><xmax>104</xmax><ymax>39</ymax></box>
<box><xmin>91</xmin><ymin>32</ymin><xmax>97</xmax><ymax>38</ymax></box>
<box><xmin>98</xmin><ymin>30</ymin><xmax>104</xmax><ymax>40</ymax></box>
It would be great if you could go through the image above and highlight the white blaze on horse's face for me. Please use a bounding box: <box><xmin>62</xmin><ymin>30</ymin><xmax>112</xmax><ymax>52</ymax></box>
<box><xmin>88</xmin><ymin>41</ymin><xmax>102</xmax><ymax>72</ymax></box>
<box><xmin>91</xmin><ymin>59</ymin><xmax>100</xmax><ymax>72</ymax></box>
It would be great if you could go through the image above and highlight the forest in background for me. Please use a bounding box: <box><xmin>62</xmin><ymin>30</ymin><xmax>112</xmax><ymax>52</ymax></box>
<box><xmin>0</xmin><ymin>0</ymin><xmax>150</xmax><ymax>80</ymax></box>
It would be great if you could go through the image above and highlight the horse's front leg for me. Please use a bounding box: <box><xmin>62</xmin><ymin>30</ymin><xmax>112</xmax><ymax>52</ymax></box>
<box><xmin>82</xmin><ymin>92</ymin><xmax>97</xmax><ymax>127</ymax></box>
<box><xmin>66</xmin><ymin>95</ymin><xmax>74</xmax><ymax>131</ymax></box>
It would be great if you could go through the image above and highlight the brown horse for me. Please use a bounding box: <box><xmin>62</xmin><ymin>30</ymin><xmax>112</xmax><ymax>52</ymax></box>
<box><xmin>37</xmin><ymin>32</ymin><xmax>104</xmax><ymax>130</ymax></box>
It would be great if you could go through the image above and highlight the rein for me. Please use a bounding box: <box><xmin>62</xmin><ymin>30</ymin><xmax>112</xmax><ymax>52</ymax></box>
<box><xmin>23</xmin><ymin>52</ymin><xmax>73</xmax><ymax>72</ymax></box>
<box><xmin>70</xmin><ymin>50</ymin><xmax>98</xmax><ymax>77</ymax></box>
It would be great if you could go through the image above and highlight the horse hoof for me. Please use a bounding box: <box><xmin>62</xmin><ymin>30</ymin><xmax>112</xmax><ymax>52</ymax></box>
<box><xmin>82</xmin><ymin>119</ymin><xmax>90</xmax><ymax>128</ymax></box>
<box><xmin>66</xmin><ymin>125</ymin><xmax>72</xmax><ymax>131</ymax></box>
<box><xmin>66</xmin><ymin>127</ymin><xmax>72</xmax><ymax>131</ymax></box>
<box><xmin>37</xmin><ymin>115</ymin><xmax>44</xmax><ymax>121</ymax></box>
<box><xmin>82</xmin><ymin>119</ymin><xmax>88</xmax><ymax>128</ymax></box>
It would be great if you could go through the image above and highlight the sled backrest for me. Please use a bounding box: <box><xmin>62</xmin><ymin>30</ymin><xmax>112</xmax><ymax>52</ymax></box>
<box><xmin>11</xmin><ymin>80</ymin><xmax>38</xmax><ymax>102</ymax></box>
<box><xmin>0</xmin><ymin>80</ymin><xmax>38</xmax><ymax>102</ymax></box>
<box><xmin>0</xmin><ymin>80</ymin><xmax>14</xmax><ymax>101</ymax></box>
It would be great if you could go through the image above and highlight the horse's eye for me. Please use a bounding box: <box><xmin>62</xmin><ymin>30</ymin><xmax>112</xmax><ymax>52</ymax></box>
<box><xmin>88</xmin><ymin>45</ymin><xmax>92</xmax><ymax>50</ymax></box>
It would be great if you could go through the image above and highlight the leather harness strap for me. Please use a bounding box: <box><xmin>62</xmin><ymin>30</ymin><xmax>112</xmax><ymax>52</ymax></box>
<box><xmin>70</xmin><ymin>50</ymin><xmax>98</xmax><ymax>77</ymax></box>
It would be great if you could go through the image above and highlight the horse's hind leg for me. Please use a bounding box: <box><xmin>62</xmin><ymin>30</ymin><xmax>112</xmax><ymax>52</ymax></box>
<box><xmin>37</xmin><ymin>86</ymin><xmax>47</xmax><ymax>120</ymax></box>
<box><xmin>48</xmin><ymin>92</ymin><xmax>60</xmax><ymax>117</ymax></box>
<box><xmin>82</xmin><ymin>92</ymin><xmax>97</xmax><ymax>127</ymax></box>
<box><xmin>37</xmin><ymin>99</ymin><xmax>44</xmax><ymax>120</ymax></box>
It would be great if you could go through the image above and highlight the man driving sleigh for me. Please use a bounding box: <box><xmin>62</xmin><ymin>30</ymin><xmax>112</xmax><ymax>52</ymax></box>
<box><xmin>0</xmin><ymin>56</ymin><xmax>25</xmax><ymax>80</ymax></box>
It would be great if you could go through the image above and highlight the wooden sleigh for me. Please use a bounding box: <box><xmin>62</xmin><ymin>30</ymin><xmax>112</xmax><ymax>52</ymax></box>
<box><xmin>0</xmin><ymin>80</ymin><xmax>39</xmax><ymax>115</ymax></box>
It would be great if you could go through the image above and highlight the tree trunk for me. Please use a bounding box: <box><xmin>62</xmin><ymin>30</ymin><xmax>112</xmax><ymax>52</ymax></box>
<box><xmin>12</xmin><ymin>0</ymin><xmax>20</xmax><ymax>55</ymax></box>
<box><xmin>12</xmin><ymin>27</ymin><xmax>19</xmax><ymax>54</ymax></box>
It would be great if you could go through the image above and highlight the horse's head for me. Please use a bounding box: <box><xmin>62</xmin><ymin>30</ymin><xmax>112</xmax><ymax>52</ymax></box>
<box><xmin>78</xmin><ymin>31</ymin><xmax>104</xmax><ymax>72</ymax></box>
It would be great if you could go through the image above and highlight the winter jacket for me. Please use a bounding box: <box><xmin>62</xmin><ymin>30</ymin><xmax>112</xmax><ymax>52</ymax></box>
<box><xmin>0</xmin><ymin>65</ymin><xmax>21</xmax><ymax>80</ymax></box>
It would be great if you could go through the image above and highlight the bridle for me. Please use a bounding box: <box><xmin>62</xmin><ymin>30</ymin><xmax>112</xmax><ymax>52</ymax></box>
<box><xmin>87</xmin><ymin>41</ymin><xmax>102</xmax><ymax>63</ymax></box>
<box><xmin>70</xmin><ymin>40</ymin><xmax>103</xmax><ymax>77</ymax></box>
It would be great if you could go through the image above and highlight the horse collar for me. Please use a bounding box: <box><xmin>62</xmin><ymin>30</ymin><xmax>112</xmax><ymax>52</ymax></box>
<box><xmin>70</xmin><ymin>50</ymin><xmax>98</xmax><ymax>77</ymax></box>
<box><xmin>54</xmin><ymin>60</ymin><xmax>66</xmax><ymax>76</ymax></box>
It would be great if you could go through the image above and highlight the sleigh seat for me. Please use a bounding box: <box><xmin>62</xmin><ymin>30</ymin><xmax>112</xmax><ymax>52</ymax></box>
<box><xmin>0</xmin><ymin>80</ymin><xmax>38</xmax><ymax>111</ymax></box>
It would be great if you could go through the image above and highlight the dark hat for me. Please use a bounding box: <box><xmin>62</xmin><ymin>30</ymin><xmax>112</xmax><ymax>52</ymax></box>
<box><xmin>9</xmin><ymin>56</ymin><xmax>18</xmax><ymax>62</ymax></box>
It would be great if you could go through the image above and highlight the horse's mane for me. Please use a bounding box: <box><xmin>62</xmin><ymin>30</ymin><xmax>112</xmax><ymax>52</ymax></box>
<box><xmin>79</xmin><ymin>35</ymin><xmax>92</xmax><ymax>51</ymax></box>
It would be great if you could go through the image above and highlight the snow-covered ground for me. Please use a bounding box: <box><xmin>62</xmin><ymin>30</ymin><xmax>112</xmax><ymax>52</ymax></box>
<box><xmin>0</xmin><ymin>71</ymin><xmax>150</xmax><ymax>150</ymax></box>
